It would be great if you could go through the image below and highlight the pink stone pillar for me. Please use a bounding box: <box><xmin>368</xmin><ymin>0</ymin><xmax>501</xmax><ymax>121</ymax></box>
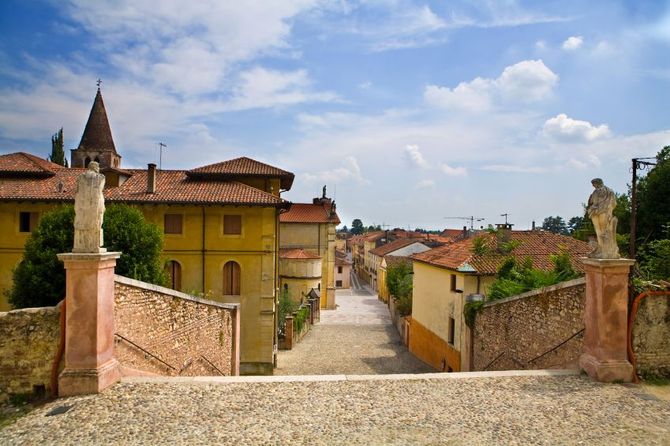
<box><xmin>579</xmin><ymin>258</ymin><xmax>635</xmax><ymax>383</ymax></box>
<box><xmin>57</xmin><ymin>252</ymin><xmax>121</xmax><ymax>396</ymax></box>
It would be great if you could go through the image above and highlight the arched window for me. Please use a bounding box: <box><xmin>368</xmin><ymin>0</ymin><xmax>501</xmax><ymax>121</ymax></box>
<box><xmin>165</xmin><ymin>260</ymin><xmax>182</xmax><ymax>291</ymax></box>
<box><xmin>84</xmin><ymin>156</ymin><xmax>91</xmax><ymax>167</ymax></box>
<box><xmin>223</xmin><ymin>261</ymin><xmax>241</xmax><ymax>295</ymax></box>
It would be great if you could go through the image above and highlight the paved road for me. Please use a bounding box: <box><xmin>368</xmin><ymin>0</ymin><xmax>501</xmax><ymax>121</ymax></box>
<box><xmin>275</xmin><ymin>273</ymin><xmax>433</xmax><ymax>375</ymax></box>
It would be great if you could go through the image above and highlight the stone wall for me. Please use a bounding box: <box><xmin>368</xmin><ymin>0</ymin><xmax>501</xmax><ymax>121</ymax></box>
<box><xmin>0</xmin><ymin>303</ymin><xmax>61</xmax><ymax>399</ymax></box>
<box><xmin>472</xmin><ymin>278</ymin><xmax>586</xmax><ymax>371</ymax></box>
<box><xmin>632</xmin><ymin>295</ymin><xmax>670</xmax><ymax>378</ymax></box>
<box><xmin>114</xmin><ymin>276</ymin><xmax>240</xmax><ymax>376</ymax></box>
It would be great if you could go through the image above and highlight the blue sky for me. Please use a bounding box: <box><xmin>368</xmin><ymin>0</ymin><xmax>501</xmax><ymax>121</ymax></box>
<box><xmin>1</xmin><ymin>0</ymin><xmax>669</xmax><ymax>230</ymax></box>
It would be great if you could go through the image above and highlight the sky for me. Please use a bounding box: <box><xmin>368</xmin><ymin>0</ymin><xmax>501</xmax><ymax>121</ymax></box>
<box><xmin>1</xmin><ymin>0</ymin><xmax>669</xmax><ymax>231</ymax></box>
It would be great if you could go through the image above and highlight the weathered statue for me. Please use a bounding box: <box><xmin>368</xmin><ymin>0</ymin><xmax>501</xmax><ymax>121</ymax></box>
<box><xmin>322</xmin><ymin>185</ymin><xmax>327</xmax><ymax>199</ymax></box>
<box><xmin>73</xmin><ymin>162</ymin><xmax>107</xmax><ymax>253</ymax></box>
<box><xmin>587</xmin><ymin>178</ymin><xmax>620</xmax><ymax>259</ymax></box>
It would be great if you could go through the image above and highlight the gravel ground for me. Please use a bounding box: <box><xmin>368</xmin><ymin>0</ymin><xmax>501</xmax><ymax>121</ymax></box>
<box><xmin>1</xmin><ymin>374</ymin><xmax>668</xmax><ymax>445</ymax></box>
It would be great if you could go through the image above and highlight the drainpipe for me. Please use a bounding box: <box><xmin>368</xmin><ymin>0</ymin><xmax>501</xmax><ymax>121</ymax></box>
<box><xmin>202</xmin><ymin>206</ymin><xmax>206</xmax><ymax>293</ymax></box>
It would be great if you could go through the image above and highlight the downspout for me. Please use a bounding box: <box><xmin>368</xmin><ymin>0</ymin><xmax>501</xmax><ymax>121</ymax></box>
<box><xmin>275</xmin><ymin>205</ymin><xmax>290</xmax><ymax>367</ymax></box>
<box><xmin>202</xmin><ymin>206</ymin><xmax>206</xmax><ymax>293</ymax></box>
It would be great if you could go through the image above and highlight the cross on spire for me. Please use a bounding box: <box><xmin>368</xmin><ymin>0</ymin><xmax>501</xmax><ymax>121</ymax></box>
<box><xmin>96</xmin><ymin>78</ymin><xmax>102</xmax><ymax>89</ymax></box>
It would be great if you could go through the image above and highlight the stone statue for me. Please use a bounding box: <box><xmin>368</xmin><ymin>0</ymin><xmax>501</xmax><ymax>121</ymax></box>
<box><xmin>322</xmin><ymin>185</ymin><xmax>327</xmax><ymax>199</ymax></box>
<box><xmin>73</xmin><ymin>162</ymin><xmax>107</xmax><ymax>253</ymax></box>
<box><xmin>587</xmin><ymin>178</ymin><xmax>619</xmax><ymax>259</ymax></box>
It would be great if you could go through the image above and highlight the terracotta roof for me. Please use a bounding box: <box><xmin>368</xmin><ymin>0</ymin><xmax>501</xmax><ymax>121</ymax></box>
<box><xmin>280</xmin><ymin>248</ymin><xmax>321</xmax><ymax>260</ymax></box>
<box><xmin>187</xmin><ymin>156</ymin><xmax>294</xmax><ymax>190</ymax></box>
<box><xmin>0</xmin><ymin>154</ymin><xmax>290</xmax><ymax>207</ymax></box>
<box><xmin>280</xmin><ymin>202</ymin><xmax>340</xmax><ymax>224</ymax></box>
<box><xmin>369</xmin><ymin>238</ymin><xmax>427</xmax><ymax>257</ymax></box>
<box><xmin>335</xmin><ymin>250</ymin><xmax>352</xmax><ymax>266</ymax></box>
<box><xmin>0</xmin><ymin>152</ymin><xmax>64</xmax><ymax>177</ymax></box>
<box><xmin>385</xmin><ymin>255</ymin><xmax>412</xmax><ymax>268</ymax></box>
<box><xmin>440</xmin><ymin>228</ymin><xmax>467</xmax><ymax>239</ymax></box>
<box><xmin>76</xmin><ymin>88</ymin><xmax>117</xmax><ymax>154</ymax></box>
<box><xmin>412</xmin><ymin>230</ymin><xmax>591</xmax><ymax>275</ymax></box>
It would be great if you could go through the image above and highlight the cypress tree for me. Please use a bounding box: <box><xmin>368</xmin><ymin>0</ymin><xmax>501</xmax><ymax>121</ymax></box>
<box><xmin>49</xmin><ymin>127</ymin><xmax>68</xmax><ymax>167</ymax></box>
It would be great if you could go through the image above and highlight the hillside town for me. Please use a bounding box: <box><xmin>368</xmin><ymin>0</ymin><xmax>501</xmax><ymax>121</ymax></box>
<box><xmin>1</xmin><ymin>1</ymin><xmax>669</xmax><ymax>444</ymax></box>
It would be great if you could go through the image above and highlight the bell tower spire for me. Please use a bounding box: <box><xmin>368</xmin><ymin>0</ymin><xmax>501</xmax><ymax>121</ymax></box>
<box><xmin>70</xmin><ymin>82</ymin><xmax>122</xmax><ymax>169</ymax></box>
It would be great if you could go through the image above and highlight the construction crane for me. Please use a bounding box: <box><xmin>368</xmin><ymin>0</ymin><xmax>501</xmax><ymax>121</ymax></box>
<box><xmin>444</xmin><ymin>216</ymin><xmax>485</xmax><ymax>231</ymax></box>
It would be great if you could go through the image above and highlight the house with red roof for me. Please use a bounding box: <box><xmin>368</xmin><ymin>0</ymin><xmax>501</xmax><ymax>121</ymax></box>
<box><xmin>408</xmin><ymin>230</ymin><xmax>591</xmax><ymax>373</ymax></box>
<box><xmin>369</xmin><ymin>238</ymin><xmax>432</xmax><ymax>298</ymax></box>
<box><xmin>279</xmin><ymin>188</ymin><xmax>340</xmax><ymax>309</ymax></box>
<box><xmin>0</xmin><ymin>87</ymin><xmax>294</xmax><ymax>375</ymax></box>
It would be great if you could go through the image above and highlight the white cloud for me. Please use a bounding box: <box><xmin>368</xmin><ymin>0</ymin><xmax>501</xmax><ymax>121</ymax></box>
<box><xmin>440</xmin><ymin>163</ymin><xmax>467</xmax><ymax>176</ymax></box>
<box><xmin>535</xmin><ymin>40</ymin><xmax>547</xmax><ymax>51</ymax></box>
<box><xmin>543</xmin><ymin>113</ymin><xmax>611</xmax><ymax>142</ymax></box>
<box><xmin>425</xmin><ymin>59</ymin><xmax>558</xmax><ymax>110</ymax></box>
<box><xmin>496</xmin><ymin>60</ymin><xmax>559</xmax><ymax>102</ymax></box>
<box><xmin>302</xmin><ymin>156</ymin><xmax>368</xmax><ymax>184</ymax></box>
<box><xmin>562</xmin><ymin>36</ymin><xmax>583</xmax><ymax>51</ymax></box>
<box><xmin>481</xmin><ymin>165</ymin><xmax>546</xmax><ymax>173</ymax></box>
<box><xmin>226</xmin><ymin>67</ymin><xmax>339</xmax><ymax>111</ymax></box>
<box><xmin>567</xmin><ymin>154</ymin><xmax>601</xmax><ymax>170</ymax></box>
<box><xmin>416</xmin><ymin>179</ymin><xmax>435</xmax><ymax>189</ymax></box>
<box><xmin>404</xmin><ymin>144</ymin><xmax>429</xmax><ymax>168</ymax></box>
<box><xmin>424</xmin><ymin>77</ymin><xmax>493</xmax><ymax>112</ymax></box>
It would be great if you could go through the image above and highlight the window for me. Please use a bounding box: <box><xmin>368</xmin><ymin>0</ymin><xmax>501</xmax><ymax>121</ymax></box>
<box><xmin>84</xmin><ymin>156</ymin><xmax>91</xmax><ymax>167</ymax></box>
<box><xmin>223</xmin><ymin>261</ymin><xmax>241</xmax><ymax>295</ymax></box>
<box><xmin>448</xmin><ymin>317</ymin><xmax>455</xmax><ymax>345</ymax></box>
<box><xmin>165</xmin><ymin>261</ymin><xmax>182</xmax><ymax>291</ymax></box>
<box><xmin>223</xmin><ymin>215</ymin><xmax>242</xmax><ymax>235</ymax></box>
<box><xmin>164</xmin><ymin>214</ymin><xmax>183</xmax><ymax>234</ymax></box>
<box><xmin>336</xmin><ymin>280</ymin><xmax>342</xmax><ymax>288</ymax></box>
<box><xmin>337</xmin><ymin>266</ymin><xmax>343</xmax><ymax>274</ymax></box>
<box><xmin>450</xmin><ymin>274</ymin><xmax>457</xmax><ymax>292</ymax></box>
<box><xmin>19</xmin><ymin>212</ymin><xmax>38</xmax><ymax>233</ymax></box>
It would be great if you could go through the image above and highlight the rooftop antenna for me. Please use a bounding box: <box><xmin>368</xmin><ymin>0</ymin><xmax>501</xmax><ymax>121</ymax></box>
<box><xmin>158</xmin><ymin>142</ymin><xmax>167</xmax><ymax>170</ymax></box>
<box><xmin>500</xmin><ymin>213</ymin><xmax>509</xmax><ymax>225</ymax></box>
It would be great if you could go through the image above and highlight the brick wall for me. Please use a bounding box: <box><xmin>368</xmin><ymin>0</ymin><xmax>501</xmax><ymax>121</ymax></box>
<box><xmin>0</xmin><ymin>303</ymin><xmax>61</xmax><ymax>399</ymax></box>
<box><xmin>472</xmin><ymin>278</ymin><xmax>586</xmax><ymax>371</ymax></box>
<box><xmin>632</xmin><ymin>295</ymin><xmax>670</xmax><ymax>378</ymax></box>
<box><xmin>114</xmin><ymin>276</ymin><xmax>240</xmax><ymax>376</ymax></box>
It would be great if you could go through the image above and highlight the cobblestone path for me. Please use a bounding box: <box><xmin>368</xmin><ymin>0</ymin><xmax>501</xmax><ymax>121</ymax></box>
<box><xmin>275</xmin><ymin>275</ymin><xmax>433</xmax><ymax>375</ymax></box>
<box><xmin>2</xmin><ymin>374</ymin><xmax>668</xmax><ymax>445</ymax></box>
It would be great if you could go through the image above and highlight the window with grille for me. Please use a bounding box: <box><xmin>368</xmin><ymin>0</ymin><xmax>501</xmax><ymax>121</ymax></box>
<box><xmin>223</xmin><ymin>215</ymin><xmax>242</xmax><ymax>234</ymax></box>
<box><xmin>165</xmin><ymin>260</ymin><xmax>182</xmax><ymax>291</ymax></box>
<box><xmin>19</xmin><ymin>212</ymin><xmax>38</xmax><ymax>233</ymax></box>
<box><xmin>164</xmin><ymin>214</ymin><xmax>183</xmax><ymax>234</ymax></box>
<box><xmin>223</xmin><ymin>261</ymin><xmax>241</xmax><ymax>295</ymax></box>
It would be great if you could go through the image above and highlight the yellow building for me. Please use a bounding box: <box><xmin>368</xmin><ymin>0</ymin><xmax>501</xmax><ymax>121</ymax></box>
<box><xmin>278</xmin><ymin>192</ymin><xmax>340</xmax><ymax>309</ymax></box>
<box><xmin>409</xmin><ymin>230</ymin><xmax>591</xmax><ymax>372</ymax></box>
<box><xmin>0</xmin><ymin>88</ymin><xmax>295</xmax><ymax>375</ymax></box>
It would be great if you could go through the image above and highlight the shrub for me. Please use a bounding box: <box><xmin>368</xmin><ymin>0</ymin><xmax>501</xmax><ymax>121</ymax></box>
<box><xmin>9</xmin><ymin>204</ymin><xmax>166</xmax><ymax>309</ymax></box>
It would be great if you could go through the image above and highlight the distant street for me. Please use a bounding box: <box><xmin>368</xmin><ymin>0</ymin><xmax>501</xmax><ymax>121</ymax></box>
<box><xmin>275</xmin><ymin>272</ymin><xmax>432</xmax><ymax>375</ymax></box>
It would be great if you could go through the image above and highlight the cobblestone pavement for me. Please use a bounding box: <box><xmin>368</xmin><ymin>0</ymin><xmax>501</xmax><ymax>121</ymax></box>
<box><xmin>2</xmin><ymin>374</ymin><xmax>669</xmax><ymax>445</ymax></box>
<box><xmin>275</xmin><ymin>279</ymin><xmax>433</xmax><ymax>375</ymax></box>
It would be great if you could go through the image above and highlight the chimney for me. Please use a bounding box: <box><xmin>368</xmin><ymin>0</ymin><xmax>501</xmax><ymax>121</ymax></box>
<box><xmin>147</xmin><ymin>163</ymin><xmax>156</xmax><ymax>193</ymax></box>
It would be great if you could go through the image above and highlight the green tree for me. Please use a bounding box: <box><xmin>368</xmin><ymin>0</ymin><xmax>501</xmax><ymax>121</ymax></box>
<box><xmin>49</xmin><ymin>127</ymin><xmax>68</xmax><ymax>167</ymax></box>
<box><xmin>351</xmin><ymin>219</ymin><xmax>364</xmax><ymax>235</ymax></box>
<box><xmin>637</xmin><ymin>238</ymin><xmax>670</xmax><ymax>280</ymax></box>
<box><xmin>636</xmin><ymin>146</ymin><xmax>670</xmax><ymax>243</ymax></box>
<box><xmin>541</xmin><ymin>216</ymin><xmax>568</xmax><ymax>235</ymax></box>
<box><xmin>567</xmin><ymin>216</ymin><xmax>583</xmax><ymax>234</ymax></box>
<box><xmin>386</xmin><ymin>260</ymin><xmax>413</xmax><ymax>316</ymax></box>
<box><xmin>9</xmin><ymin>204</ymin><xmax>166</xmax><ymax>309</ymax></box>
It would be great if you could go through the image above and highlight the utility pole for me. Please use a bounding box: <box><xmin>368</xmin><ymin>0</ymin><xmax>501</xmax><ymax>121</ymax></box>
<box><xmin>630</xmin><ymin>157</ymin><xmax>656</xmax><ymax>258</ymax></box>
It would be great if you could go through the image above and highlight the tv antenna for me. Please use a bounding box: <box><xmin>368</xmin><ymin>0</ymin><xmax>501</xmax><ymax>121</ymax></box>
<box><xmin>158</xmin><ymin>142</ymin><xmax>167</xmax><ymax>170</ymax></box>
<box><xmin>445</xmin><ymin>216</ymin><xmax>485</xmax><ymax>231</ymax></box>
<box><xmin>500</xmin><ymin>213</ymin><xmax>509</xmax><ymax>224</ymax></box>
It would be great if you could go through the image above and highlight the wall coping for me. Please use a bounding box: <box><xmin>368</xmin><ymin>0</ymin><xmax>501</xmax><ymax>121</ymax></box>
<box><xmin>114</xmin><ymin>275</ymin><xmax>239</xmax><ymax>311</ymax></box>
<box><xmin>0</xmin><ymin>300</ymin><xmax>63</xmax><ymax>316</ymax></box>
<box><xmin>483</xmin><ymin>276</ymin><xmax>586</xmax><ymax>308</ymax></box>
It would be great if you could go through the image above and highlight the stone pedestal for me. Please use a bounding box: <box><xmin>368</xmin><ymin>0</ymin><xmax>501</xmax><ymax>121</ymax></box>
<box><xmin>57</xmin><ymin>252</ymin><xmax>121</xmax><ymax>396</ymax></box>
<box><xmin>579</xmin><ymin>258</ymin><xmax>635</xmax><ymax>383</ymax></box>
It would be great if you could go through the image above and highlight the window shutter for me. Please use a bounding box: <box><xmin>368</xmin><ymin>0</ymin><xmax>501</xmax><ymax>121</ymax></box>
<box><xmin>164</xmin><ymin>214</ymin><xmax>183</xmax><ymax>234</ymax></box>
<box><xmin>224</xmin><ymin>215</ymin><xmax>242</xmax><ymax>234</ymax></box>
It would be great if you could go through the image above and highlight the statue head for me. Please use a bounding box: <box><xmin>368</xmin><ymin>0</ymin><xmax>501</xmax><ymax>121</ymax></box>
<box><xmin>591</xmin><ymin>178</ymin><xmax>604</xmax><ymax>188</ymax></box>
<box><xmin>88</xmin><ymin>161</ymin><xmax>100</xmax><ymax>173</ymax></box>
